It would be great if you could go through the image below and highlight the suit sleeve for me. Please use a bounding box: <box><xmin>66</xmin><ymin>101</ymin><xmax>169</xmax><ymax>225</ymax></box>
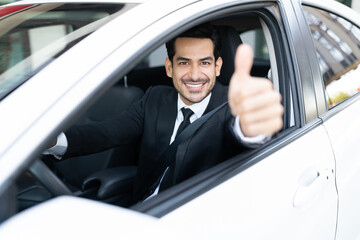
<box><xmin>63</xmin><ymin>87</ymin><xmax>152</xmax><ymax>158</ymax></box>
<box><xmin>220</xmin><ymin>107</ymin><xmax>249</xmax><ymax>160</ymax></box>
<box><xmin>229</xmin><ymin>115</ymin><xmax>270</xmax><ymax>148</ymax></box>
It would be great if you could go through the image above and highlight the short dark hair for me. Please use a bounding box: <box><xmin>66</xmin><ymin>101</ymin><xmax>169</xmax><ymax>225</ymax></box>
<box><xmin>165</xmin><ymin>23</ymin><xmax>221</xmax><ymax>62</ymax></box>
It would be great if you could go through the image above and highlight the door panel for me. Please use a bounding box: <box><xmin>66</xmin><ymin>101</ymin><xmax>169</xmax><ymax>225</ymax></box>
<box><xmin>161</xmin><ymin>125</ymin><xmax>337</xmax><ymax>239</ymax></box>
<box><xmin>301</xmin><ymin>4</ymin><xmax>360</xmax><ymax>238</ymax></box>
<box><xmin>323</xmin><ymin>98</ymin><xmax>360</xmax><ymax>240</ymax></box>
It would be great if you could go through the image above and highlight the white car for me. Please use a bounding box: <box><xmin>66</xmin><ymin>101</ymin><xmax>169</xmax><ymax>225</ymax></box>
<box><xmin>0</xmin><ymin>0</ymin><xmax>359</xmax><ymax>239</ymax></box>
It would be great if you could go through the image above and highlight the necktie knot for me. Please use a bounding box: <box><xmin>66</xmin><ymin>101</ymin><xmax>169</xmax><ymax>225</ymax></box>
<box><xmin>176</xmin><ymin>107</ymin><xmax>194</xmax><ymax>137</ymax></box>
<box><xmin>181</xmin><ymin>107</ymin><xmax>194</xmax><ymax>121</ymax></box>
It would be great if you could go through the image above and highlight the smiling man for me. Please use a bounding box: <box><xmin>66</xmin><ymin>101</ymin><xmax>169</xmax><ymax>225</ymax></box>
<box><xmin>46</xmin><ymin>23</ymin><xmax>283</xmax><ymax>203</ymax></box>
<box><xmin>165</xmin><ymin>37</ymin><xmax>221</xmax><ymax>106</ymax></box>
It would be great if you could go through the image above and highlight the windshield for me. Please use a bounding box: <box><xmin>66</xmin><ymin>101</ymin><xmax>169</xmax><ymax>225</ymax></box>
<box><xmin>0</xmin><ymin>3</ymin><xmax>136</xmax><ymax>100</ymax></box>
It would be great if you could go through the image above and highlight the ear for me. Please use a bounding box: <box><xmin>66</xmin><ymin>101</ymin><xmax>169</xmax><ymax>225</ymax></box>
<box><xmin>215</xmin><ymin>57</ymin><xmax>223</xmax><ymax>77</ymax></box>
<box><xmin>165</xmin><ymin>58</ymin><xmax>173</xmax><ymax>78</ymax></box>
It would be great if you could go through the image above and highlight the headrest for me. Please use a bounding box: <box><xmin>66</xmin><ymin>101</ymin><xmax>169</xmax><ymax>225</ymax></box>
<box><xmin>216</xmin><ymin>26</ymin><xmax>243</xmax><ymax>85</ymax></box>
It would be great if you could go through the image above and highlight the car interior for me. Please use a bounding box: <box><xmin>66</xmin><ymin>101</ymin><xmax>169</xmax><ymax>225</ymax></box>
<box><xmin>13</xmin><ymin>10</ymin><xmax>287</xmax><ymax>217</ymax></box>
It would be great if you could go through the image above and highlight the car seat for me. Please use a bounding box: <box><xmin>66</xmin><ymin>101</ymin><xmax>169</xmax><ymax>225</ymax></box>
<box><xmin>54</xmin><ymin>84</ymin><xmax>144</xmax><ymax>190</ymax></box>
<box><xmin>216</xmin><ymin>25</ymin><xmax>243</xmax><ymax>86</ymax></box>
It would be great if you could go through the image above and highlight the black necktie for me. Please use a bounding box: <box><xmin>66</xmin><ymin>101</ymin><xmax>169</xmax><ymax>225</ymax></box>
<box><xmin>176</xmin><ymin>107</ymin><xmax>194</xmax><ymax>137</ymax></box>
<box><xmin>157</xmin><ymin>107</ymin><xmax>193</xmax><ymax>193</ymax></box>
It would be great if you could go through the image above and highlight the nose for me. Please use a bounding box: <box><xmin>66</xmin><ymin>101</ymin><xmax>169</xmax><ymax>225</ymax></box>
<box><xmin>190</xmin><ymin>64</ymin><xmax>201</xmax><ymax>80</ymax></box>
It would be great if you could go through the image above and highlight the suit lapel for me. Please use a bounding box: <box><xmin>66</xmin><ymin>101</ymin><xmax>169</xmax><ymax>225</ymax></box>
<box><xmin>204</xmin><ymin>82</ymin><xmax>228</xmax><ymax>114</ymax></box>
<box><xmin>156</xmin><ymin>89</ymin><xmax>177</xmax><ymax>156</ymax></box>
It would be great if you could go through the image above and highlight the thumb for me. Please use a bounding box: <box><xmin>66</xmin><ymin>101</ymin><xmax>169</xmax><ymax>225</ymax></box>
<box><xmin>233</xmin><ymin>44</ymin><xmax>254</xmax><ymax>83</ymax></box>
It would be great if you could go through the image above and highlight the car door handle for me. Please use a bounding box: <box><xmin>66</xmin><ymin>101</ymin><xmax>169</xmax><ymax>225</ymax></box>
<box><xmin>293</xmin><ymin>167</ymin><xmax>334</xmax><ymax>208</ymax></box>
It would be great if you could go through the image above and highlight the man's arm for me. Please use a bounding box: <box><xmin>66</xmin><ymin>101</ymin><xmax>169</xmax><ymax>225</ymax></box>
<box><xmin>228</xmin><ymin>44</ymin><xmax>283</xmax><ymax>138</ymax></box>
<box><xmin>232</xmin><ymin>115</ymin><xmax>269</xmax><ymax>144</ymax></box>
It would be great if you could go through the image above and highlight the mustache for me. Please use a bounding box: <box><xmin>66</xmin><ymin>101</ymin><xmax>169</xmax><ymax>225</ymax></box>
<box><xmin>181</xmin><ymin>77</ymin><xmax>210</xmax><ymax>84</ymax></box>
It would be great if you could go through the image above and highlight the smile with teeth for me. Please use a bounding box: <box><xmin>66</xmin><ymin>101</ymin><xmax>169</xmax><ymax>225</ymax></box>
<box><xmin>185</xmin><ymin>82</ymin><xmax>206</xmax><ymax>88</ymax></box>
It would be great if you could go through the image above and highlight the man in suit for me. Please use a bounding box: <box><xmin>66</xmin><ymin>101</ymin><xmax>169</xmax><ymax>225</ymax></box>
<box><xmin>48</xmin><ymin>24</ymin><xmax>283</xmax><ymax>202</ymax></box>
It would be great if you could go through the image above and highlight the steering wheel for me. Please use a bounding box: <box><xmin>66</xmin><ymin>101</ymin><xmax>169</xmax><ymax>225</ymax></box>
<box><xmin>29</xmin><ymin>159</ymin><xmax>72</xmax><ymax>196</ymax></box>
<box><xmin>29</xmin><ymin>158</ymin><xmax>136</xmax><ymax>207</ymax></box>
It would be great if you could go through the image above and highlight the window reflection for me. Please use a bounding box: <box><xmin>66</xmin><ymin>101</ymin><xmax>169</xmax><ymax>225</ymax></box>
<box><xmin>0</xmin><ymin>3</ymin><xmax>135</xmax><ymax>100</ymax></box>
<box><xmin>303</xmin><ymin>6</ymin><xmax>360</xmax><ymax>108</ymax></box>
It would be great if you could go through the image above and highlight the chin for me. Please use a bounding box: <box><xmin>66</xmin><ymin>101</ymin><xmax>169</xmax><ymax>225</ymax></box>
<box><xmin>189</xmin><ymin>97</ymin><xmax>206</xmax><ymax>104</ymax></box>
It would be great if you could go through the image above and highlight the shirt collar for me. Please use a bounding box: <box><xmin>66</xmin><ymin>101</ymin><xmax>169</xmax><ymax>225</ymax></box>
<box><xmin>177</xmin><ymin>93</ymin><xmax>212</xmax><ymax>121</ymax></box>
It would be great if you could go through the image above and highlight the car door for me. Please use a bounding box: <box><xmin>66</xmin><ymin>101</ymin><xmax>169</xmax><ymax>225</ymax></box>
<box><xmin>0</xmin><ymin>0</ymin><xmax>339</xmax><ymax>238</ymax></box>
<box><xmin>301</xmin><ymin>1</ymin><xmax>360</xmax><ymax>239</ymax></box>
<box><xmin>121</xmin><ymin>0</ymin><xmax>338</xmax><ymax>238</ymax></box>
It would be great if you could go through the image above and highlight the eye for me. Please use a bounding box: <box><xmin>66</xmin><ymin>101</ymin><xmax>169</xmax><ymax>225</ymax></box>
<box><xmin>201</xmin><ymin>61</ymin><xmax>211</xmax><ymax>65</ymax></box>
<box><xmin>178</xmin><ymin>61</ymin><xmax>189</xmax><ymax>65</ymax></box>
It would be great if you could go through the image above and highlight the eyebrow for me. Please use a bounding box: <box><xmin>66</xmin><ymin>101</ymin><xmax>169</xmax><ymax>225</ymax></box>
<box><xmin>200</xmin><ymin>56</ymin><xmax>214</xmax><ymax>61</ymax></box>
<box><xmin>175</xmin><ymin>56</ymin><xmax>214</xmax><ymax>62</ymax></box>
<box><xmin>175</xmin><ymin>56</ymin><xmax>190</xmax><ymax>62</ymax></box>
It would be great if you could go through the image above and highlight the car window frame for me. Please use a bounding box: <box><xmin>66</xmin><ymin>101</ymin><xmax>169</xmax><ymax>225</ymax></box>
<box><xmin>300</xmin><ymin>2</ymin><xmax>360</xmax><ymax>121</ymax></box>
<box><xmin>126</xmin><ymin>1</ymin><xmax>301</xmax><ymax>217</ymax></box>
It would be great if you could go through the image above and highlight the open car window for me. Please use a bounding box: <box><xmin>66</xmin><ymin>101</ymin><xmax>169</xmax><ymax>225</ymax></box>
<box><xmin>47</xmin><ymin>3</ymin><xmax>295</xmax><ymax>213</ymax></box>
<box><xmin>128</xmin><ymin>4</ymin><xmax>296</xmax><ymax>215</ymax></box>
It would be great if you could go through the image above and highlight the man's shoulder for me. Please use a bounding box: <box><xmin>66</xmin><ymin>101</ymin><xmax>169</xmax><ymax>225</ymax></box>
<box><xmin>207</xmin><ymin>82</ymin><xmax>228</xmax><ymax>107</ymax></box>
<box><xmin>214</xmin><ymin>81</ymin><xmax>228</xmax><ymax>93</ymax></box>
<box><xmin>147</xmin><ymin>85</ymin><xmax>174</xmax><ymax>94</ymax></box>
<box><xmin>143</xmin><ymin>85</ymin><xmax>176</xmax><ymax>103</ymax></box>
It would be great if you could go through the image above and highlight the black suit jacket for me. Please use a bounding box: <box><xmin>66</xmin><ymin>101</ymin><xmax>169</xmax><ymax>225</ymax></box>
<box><xmin>65</xmin><ymin>82</ymin><xmax>247</xmax><ymax>201</ymax></box>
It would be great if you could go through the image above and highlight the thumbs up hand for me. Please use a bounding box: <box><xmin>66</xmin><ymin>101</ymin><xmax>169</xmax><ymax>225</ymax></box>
<box><xmin>228</xmin><ymin>44</ymin><xmax>283</xmax><ymax>137</ymax></box>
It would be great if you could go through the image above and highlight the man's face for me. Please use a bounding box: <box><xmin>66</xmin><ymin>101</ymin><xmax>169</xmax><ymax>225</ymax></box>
<box><xmin>165</xmin><ymin>37</ymin><xmax>223</xmax><ymax>106</ymax></box>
